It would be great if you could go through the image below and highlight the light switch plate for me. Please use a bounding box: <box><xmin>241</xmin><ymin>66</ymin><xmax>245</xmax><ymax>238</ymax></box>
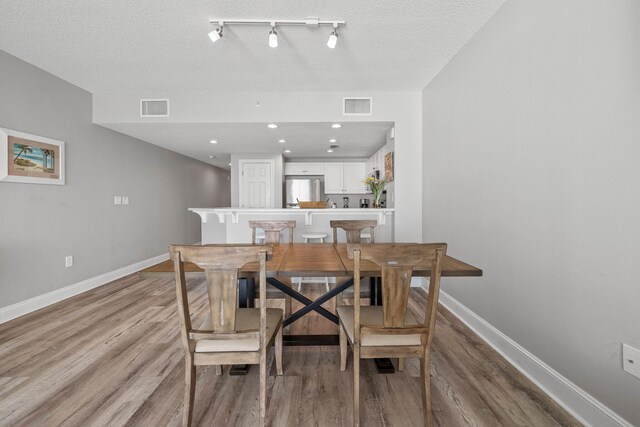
<box><xmin>65</xmin><ymin>255</ymin><xmax>73</xmax><ymax>268</ymax></box>
<box><xmin>114</xmin><ymin>196</ymin><xmax>122</xmax><ymax>205</ymax></box>
<box><xmin>122</xmin><ymin>196</ymin><xmax>129</xmax><ymax>205</ymax></box>
<box><xmin>622</xmin><ymin>343</ymin><xmax>640</xmax><ymax>379</ymax></box>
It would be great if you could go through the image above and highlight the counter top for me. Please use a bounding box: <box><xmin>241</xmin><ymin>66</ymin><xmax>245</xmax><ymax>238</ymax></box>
<box><xmin>189</xmin><ymin>207</ymin><xmax>395</xmax><ymax>226</ymax></box>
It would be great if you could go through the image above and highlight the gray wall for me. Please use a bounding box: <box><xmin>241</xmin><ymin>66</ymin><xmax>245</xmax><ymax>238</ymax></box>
<box><xmin>422</xmin><ymin>0</ymin><xmax>640</xmax><ymax>424</ymax></box>
<box><xmin>0</xmin><ymin>50</ymin><xmax>230</xmax><ymax>308</ymax></box>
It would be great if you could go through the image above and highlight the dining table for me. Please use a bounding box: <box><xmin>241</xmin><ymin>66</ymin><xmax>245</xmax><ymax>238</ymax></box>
<box><xmin>140</xmin><ymin>243</ymin><xmax>483</xmax><ymax>374</ymax></box>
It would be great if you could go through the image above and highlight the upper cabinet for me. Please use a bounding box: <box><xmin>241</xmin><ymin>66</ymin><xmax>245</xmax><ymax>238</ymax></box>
<box><xmin>284</xmin><ymin>162</ymin><xmax>325</xmax><ymax>175</ymax></box>
<box><xmin>324</xmin><ymin>162</ymin><xmax>367</xmax><ymax>194</ymax></box>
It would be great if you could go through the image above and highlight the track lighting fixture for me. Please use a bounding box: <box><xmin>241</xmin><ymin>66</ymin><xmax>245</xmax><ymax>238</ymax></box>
<box><xmin>269</xmin><ymin>25</ymin><xmax>278</xmax><ymax>48</ymax></box>
<box><xmin>327</xmin><ymin>23</ymin><xmax>338</xmax><ymax>49</ymax></box>
<box><xmin>208</xmin><ymin>23</ymin><xmax>223</xmax><ymax>43</ymax></box>
<box><xmin>208</xmin><ymin>17</ymin><xmax>344</xmax><ymax>48</ymax></box>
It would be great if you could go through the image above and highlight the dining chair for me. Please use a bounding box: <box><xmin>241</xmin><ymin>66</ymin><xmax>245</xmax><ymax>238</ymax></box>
<box><xmin>330</xmin><ymin>219</ymin><xmax>377</xmax><ymax>243</ymax></box>
<box><xmin>248</xmin><ymin>220</ymin><xmax>296</xmax><ymax>327</ymax></box>
<box><xmin>249</xmin><ymin>220</ymin><xmax>296</xmax><ymax>244</ymax></box>
<box><xmin>169</xmin><ymin>244</ymin><xmax>283</xmax><ymax>427</ymax></box>
<box><xmin>338</xmin><ymin>243</ymin><xmax>447</xmax><ymax>427</ymax></box>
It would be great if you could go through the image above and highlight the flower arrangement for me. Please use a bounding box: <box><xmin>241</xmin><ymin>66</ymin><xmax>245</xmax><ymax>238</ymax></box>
<box><xmin>363</xmin><ymin>175</ymin><xmax>388</xmax><ymax>207</ymax></box>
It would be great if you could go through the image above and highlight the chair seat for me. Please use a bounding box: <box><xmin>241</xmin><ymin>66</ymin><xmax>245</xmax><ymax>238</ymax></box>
<box><xmin>195</xmin><ymin>308</ymin><xmax>283</xmax><ymax>353</ymax></box>
<box><xmin>337</xmin><ymin>306</ymin><xmax>422</xmax><ymax>347</ymax></box>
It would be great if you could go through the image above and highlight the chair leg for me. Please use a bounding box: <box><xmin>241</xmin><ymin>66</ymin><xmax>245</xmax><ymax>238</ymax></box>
<box><xmin>216</xmin><ymin>365</ymin><xmax>223</xmax><ymax>375</ymax></box>
<box><xmin>339</xmin><ymin>324</ymin><xmax>347</xmax><ymax>371</ymax></box>
<box><xmin>353</xmin><ymin>345</ymin><xmax>360</xmax><ymax>427</ymax></box>
<box><xmin>284</xmin><ymin>294</ymin><xmax>292</xmax><ymax>332</ymax></box>
<box><xmin>259</xmin><ymin>352</ymin><xmax>267</xmax><ymax>427</ymax></box>
<box><xmin>183</xmin><ymin>355</ymin><xmax>196</xmax><ymax>427</ymax></box>
<box><xmin>398</xmin><ymin>358</ymin><xmax>405</xmax><ymax>372</ymax></box>
<box><xmin>421</xmin><ymin>354</ymin><xmax>434</xmax><ymax>427</ymax></box>
<box><xmin>275</xmin><ymin>323</ymin><xmax>283</xmax><ymax>375</ymax></box>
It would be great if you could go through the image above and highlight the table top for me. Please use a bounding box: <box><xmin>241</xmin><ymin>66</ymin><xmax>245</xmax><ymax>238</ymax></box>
<box><xmin>140</xmin><ymin>243</ymin><xmax>482</xmax><ymax>278</ymax></box>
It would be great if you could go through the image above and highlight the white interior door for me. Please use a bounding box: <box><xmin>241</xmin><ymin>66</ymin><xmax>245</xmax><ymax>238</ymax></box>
<box><xmin>240</xmin><ymin>162</ymin><xmax>273</xmax><ymax>208</ymax></box>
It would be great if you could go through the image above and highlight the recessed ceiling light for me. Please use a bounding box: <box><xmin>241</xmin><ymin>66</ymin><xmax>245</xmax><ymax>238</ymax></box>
<box><xmin>228</xmin><ymin>163</ymin><xmax>232</xmax><ymax>166</ymax></box>
<box><xmin>327</xmin><ymin>149</ymin><xmax>334</xmax><ymax>153</ymax></box>
<box><xmin>278</xmin><ymin>139</ymin><xmax>286</xmax><ymax>143</ymax></box>
<box><xmin>331</xmin><ymin>123</ymin><xmax>342</xmax><ymax>129</ymax></box>
<box><xmin>329</xmin><ymin>139</ymin><xmax>337</xmax><ymax>143</ymax></box>
<box><xmin>209</xmin><ymin>140</ymin><xmax>219</xmax><ymax>144</ymax></box>
<box><xmin>284</xmin><ymin>149</ymin><xmax>291</xmax><ymax>153</ymax></box>
<box><xmin>267</xmin><ymin>123</ymin><xmax>278</xmax><ymax>129</ymax></box>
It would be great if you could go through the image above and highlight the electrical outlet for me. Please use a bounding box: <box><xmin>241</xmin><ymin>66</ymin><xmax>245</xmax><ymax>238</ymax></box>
<box><xmin>623</xmin><ymin>343</ymin><xmax>640</xmax><ymax>379</ymax></box>
<box><xmin>114</xmin><ymin>196</ymin><xmax>122</xmax><ymax>205</ymax></box>
<box><xmin>65</xmin><ymin>255</ymin><xmax>73</xmax><ymax>268</ymax></box>
<box><xmin>122</xmin><ymin>196</ymin><xmax>129</xmax><ymax>205</ymax></box>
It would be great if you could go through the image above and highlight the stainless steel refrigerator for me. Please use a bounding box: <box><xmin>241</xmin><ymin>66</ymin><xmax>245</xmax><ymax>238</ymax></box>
<box><xmin>285</xmin><ymin>178</ymin><xmax>324</xmax><ymax>207</ymax></box>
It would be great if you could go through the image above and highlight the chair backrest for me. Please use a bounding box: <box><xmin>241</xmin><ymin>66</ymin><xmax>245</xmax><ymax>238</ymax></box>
<box><xmin>330</xmin><ymin>219</ymin><xmax>377</xmax><ymax>243</ymax></box>
<box><xmin>347</xmin><ymin>243</ymin><xmax>447</xmax><ymax>350</ymax></box>
<box><xmin>169</xmin><ymin>244</ymin><xmax>273</xmax><ymax>353</ymax></box>
<box><xmin>249</xmin><ymin>220</ymin><xmax>296</xmax><ymax>244</ymax></box>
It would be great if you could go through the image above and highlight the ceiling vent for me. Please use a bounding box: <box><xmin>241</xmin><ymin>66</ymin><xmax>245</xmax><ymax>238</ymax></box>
<box><xmin>140</xmin><ymin>99</ymin><xmax>169</xmax><ymax>117</ymax></box>
<box><xmin>343</xmin><ymin>97</ymin><xmax>372</xmax><ymax>116</ymax></box>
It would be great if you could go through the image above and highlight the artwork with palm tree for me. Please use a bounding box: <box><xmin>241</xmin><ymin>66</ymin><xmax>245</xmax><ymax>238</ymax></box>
<box><xmin>2</xmin><ymin>128</ymin><xmax>64</xmax><ymax>184</ymax></box>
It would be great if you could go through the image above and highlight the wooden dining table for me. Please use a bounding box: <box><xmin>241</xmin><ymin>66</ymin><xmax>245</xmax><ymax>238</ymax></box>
<box><xmin>141</xmin><ymin>243</ymin><xmax>482</xmax><ymax>340</ymax></box>
<box><xmin>141</xmin><ymin>242</ymin><xmax>482</xmax><ymax>374</ymax></box>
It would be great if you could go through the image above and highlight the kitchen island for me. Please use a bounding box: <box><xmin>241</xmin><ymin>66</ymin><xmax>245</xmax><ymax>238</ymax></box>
<box><xmin>189</xmin><ymin>208</ymin><xmax>395</xmax><ymax>244</ymax></box>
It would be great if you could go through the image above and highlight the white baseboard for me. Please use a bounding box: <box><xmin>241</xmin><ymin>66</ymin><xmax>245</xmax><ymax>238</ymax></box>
<box><xmin>0</xmin><ymin>252</ymin><xmax>170</xmax><ymax>324</ymax></box>
<box><xmin>437</xmin><ymin>287</ymin><xmax>631</xmax><ymax>427</ymax></box>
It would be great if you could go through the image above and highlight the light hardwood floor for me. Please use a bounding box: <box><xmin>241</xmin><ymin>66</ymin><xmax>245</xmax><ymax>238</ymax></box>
<box><xmin>0</xmin><ymin>274</ymin><xmax>580</xmax><ymax>426</ymax></box>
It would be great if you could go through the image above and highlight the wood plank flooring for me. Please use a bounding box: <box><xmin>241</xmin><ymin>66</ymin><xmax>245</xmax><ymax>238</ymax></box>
<box><xmin>0</xmin><ymin>274</ymin><xmax>580</xmax><ymax>426</ymax></box>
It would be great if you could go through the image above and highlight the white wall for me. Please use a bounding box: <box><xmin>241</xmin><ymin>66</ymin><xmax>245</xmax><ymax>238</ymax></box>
<box><xmin>94</xmin><ymin>91</ymin><xmax>422</xmax><ymax>242</ymax></box>
<box><xmin>422</xmin><ymin>0</ymin><xmax>640</xmax><ymax>424</ymax></box>
<box><xmin>0</xmin><ymin>50</ymin><xmax>230</xmax><ymax>309</ymax></box>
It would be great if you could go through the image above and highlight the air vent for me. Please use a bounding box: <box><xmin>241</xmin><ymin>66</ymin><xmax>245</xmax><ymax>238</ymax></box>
<box><xmin>343</xmin><ymin>97</ymin><xmax>372</xmax><ymax>115</ymax></box>
<box><xmin>140</xmin><ymin>99</ymin><xmax>169</xmax><ymax>117</ymax></box>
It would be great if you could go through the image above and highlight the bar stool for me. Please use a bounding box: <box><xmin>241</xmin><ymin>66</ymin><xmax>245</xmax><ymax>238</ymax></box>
<box><xmin>294</xmin><ymin>232</ymin><xmax>330</xmax><ymax>292</ymax></box>
<box><xmin>301</xmin><ymin>232</ymin><xmax>327</xmax><ymax>243</ymax></box>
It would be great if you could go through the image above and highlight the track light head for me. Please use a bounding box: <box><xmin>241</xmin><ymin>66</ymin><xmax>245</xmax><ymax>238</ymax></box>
<box><xmin>269</xmin><ymin>26</ymin><xmax>278</xmax><ymax>48</ymax></box>
<box><xmin>208</xmin><ymin>26</ymin><xmax>223</xmax><ymax>44</ymax></box>
<box><xmin>327</xmin><ymin>30</ymin><xmax>338</xmax><ymax>49</ymax></box>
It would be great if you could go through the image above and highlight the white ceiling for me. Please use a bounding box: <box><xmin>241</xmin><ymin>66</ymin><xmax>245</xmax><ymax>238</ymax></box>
<box><xmin>102</xmin><ymin>122</ymin><xmax>393</xmax><ymax>169</ymax></box>
<box><xmin>0</xmin><ymin>0</ymin><xmax>504</xmax><ymax>169</ymax></box>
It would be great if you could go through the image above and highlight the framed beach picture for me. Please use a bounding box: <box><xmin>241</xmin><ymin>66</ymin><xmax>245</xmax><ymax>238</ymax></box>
<box><xmin>0</xmin><ymin>127</ymin><xmax>65</xmax><ymax>185</ymax></box>
<box><xmin>384</xmin><ymin>151</ymin><xmax>394</xmax><ymax>182</ymax></box>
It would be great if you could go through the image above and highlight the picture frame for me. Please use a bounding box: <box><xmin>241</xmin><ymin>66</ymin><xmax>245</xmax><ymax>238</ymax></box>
<box><xmin>384</xmin><ymin>151</ymin><xmax>394</xmax><ymax>182</ymax></box>
<box><xmin>0</xmin><ymin>127</ymin><xmax>65</xmax><ymax>185</ymax></box>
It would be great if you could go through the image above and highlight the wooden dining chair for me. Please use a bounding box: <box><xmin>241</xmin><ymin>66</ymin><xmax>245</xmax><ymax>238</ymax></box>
<box><xmin>330</xmin><ymin>219</ymin><xmax>377</xmax><ymax>243</ymax></box>
<box><xmin>249</xmin><ymin>220</ymin><xmax>296</xmax><ymax>244</ymax></box>
<box><xmin>248</xmin><ymin>220</ymin><xmax>296</xmax><ymax>327</ymax></box>
<box><xmin>338</xmin><ymin>243</ymin><xmax>447</xmax><ymax>427</ymax></box>
<box><xmin>169</xmin><ymin>244</ymin><xmax>284</xmax><ymax>427</ymax></box>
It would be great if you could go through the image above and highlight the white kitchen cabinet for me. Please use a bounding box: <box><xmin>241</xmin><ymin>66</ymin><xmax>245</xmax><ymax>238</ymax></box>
<box><xmin>324</xmin><ymin>163</ymin><xmax>344</xmax><ymax>193</ymax></box>
<box><xmin>324</xmin><ymin>162</ymin><xmax>367</xmax><ymax>194</ymax></box>
<box><xmin>284</xmin><ymin>162</ymin><xmax>325</xmax><ymax>175</ymax></box>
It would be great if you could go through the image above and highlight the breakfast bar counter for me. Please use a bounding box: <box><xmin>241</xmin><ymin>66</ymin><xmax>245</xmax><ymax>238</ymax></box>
<box><xmin>189</xmin><ymin>207</ymin><xmax>395</xmax><ymax>244</ymax></box>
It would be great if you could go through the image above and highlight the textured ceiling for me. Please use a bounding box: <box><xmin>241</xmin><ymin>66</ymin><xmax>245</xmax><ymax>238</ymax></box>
<box><xmin>0</xmin><ymin>1</ymin><xmax>503</xmax><ymax>169</ymax></box>
<box><xmin>0</xmin><ymin>0</ymin><xmax>504</xmax><ymax>93</ymax></box>
<box><xmin>102</xmin><ymin>122</ymin><xmax>393</xmax><ymax>170</ymax></box>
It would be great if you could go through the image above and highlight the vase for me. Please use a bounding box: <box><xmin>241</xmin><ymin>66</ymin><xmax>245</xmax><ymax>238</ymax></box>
<box><xmin>373</xmin><ymin>192</ymin><xmax>382</xmax><ymax>208</ymax></box>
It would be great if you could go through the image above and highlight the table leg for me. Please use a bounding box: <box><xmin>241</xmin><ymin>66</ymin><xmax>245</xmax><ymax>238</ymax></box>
<box><xmin>371</xmin><ymin>276</ymin><xmax>395</xmax><ymax>374</ymax></box>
